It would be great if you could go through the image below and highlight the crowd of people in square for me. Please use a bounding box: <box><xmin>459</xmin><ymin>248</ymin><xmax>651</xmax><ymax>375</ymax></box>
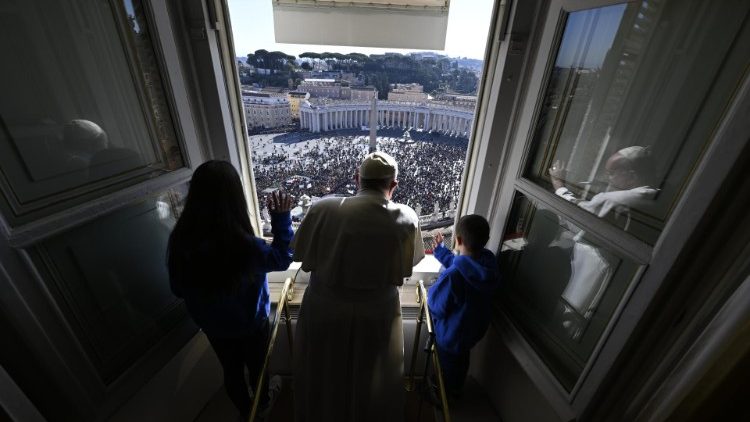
<box><xmin>251</xmin><ymin>130</ymin><xmax>468</xmax><ymax>217</ymax></box>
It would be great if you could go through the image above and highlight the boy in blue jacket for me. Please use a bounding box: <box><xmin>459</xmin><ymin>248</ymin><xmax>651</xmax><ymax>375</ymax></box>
<box><xmin>428</xmin><ymin>214</ymin><xmax>500</xmax><ymax>396</ymax></box>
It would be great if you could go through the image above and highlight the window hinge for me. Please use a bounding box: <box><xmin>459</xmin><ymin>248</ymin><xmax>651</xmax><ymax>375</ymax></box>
<box><xmin>190</xmin><ymin>24</ymin><xmax>207</xmax><ymax>40</ymax></box>
<box><xmin>508</xmin><ymin>35</ymin><xmax>526</xmax><ymax>56</ymax></box>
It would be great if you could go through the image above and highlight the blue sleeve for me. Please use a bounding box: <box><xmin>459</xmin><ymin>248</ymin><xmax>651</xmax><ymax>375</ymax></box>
<box><xmin>427</xmin><ymin>271</ymin><xmax>455</xmax><ymax>320</ymax></box>
<box><xmin>255</xmin><ymin>211</ymin><xmax>294</xmax><ymax>272</ymax></box>
<box><xmin>433</xmin><ymin>243</ymin><xmax>455</xmax><ymax>269</ymax></box>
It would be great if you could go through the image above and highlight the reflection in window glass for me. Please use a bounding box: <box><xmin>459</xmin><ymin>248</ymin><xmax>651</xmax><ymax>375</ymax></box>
<box><xmin>0</xmin><ymin>0</ymin><xmax>183</xmax><ymax>225</ymax></box>
<box><xmin>526</xmin><ymin>0</ymin><xmax>750</xmax><ymax>244</ymax></box>
<box><xmin>500</xmin><ymin>192</ymin><xmax>639</xmax><ymax>390</ymax></box>
<box><xmin>33</xmin><ymin>184</ymin><xmax>189</xmax><ymax>383</ymax></box>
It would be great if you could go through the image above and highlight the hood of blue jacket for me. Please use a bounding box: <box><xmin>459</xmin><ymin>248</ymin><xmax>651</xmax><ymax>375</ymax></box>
<box><xmin>452</xmin><ymin>248</ymin><xmax>499</xmax><ymax>293</ymax></box>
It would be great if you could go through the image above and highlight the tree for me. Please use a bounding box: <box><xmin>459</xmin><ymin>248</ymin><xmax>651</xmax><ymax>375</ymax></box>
<box><xmin>243</xmin><ymin>49</ymin><xmax>481</xmax><ymax>94</ymax></box>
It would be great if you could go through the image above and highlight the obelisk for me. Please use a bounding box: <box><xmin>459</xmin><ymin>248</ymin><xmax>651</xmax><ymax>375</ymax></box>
<box><xmin>369</xmin><ymin>96</ymin><xmax>377</xmax><ymax>152</ymax></box>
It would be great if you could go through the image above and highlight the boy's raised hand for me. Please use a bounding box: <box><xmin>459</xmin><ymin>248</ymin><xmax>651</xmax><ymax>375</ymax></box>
<box><xmin>434</xmin><ymin>231</ymin><xmax>444</xmax><ymax>246</ymax></box>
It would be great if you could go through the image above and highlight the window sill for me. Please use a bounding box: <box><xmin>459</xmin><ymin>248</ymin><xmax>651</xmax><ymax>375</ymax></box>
<box><xmin>267</xmin><ymin>254</ymin><xmax>443</xmax><ymax>308</ymax></box>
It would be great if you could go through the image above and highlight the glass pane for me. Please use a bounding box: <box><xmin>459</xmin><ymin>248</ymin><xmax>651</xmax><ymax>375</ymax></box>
<box><xmin>499</xmin><ymin>192</ymin><xmax>640</xmax><ymax>390</ymax></box>
<box><xmin>0</xmin><ymin>0</ymin><xmax>184</xmax><ymax>226</ymax></box>
<box><xmin>525</xmin><ymin>0</ymin><xmax>750</xmax><ymax>244</ymax></box>
<box><xmin>32</xmin><ymin>184</ymin><xmax>189</xmax><ymax>383</ymax></box>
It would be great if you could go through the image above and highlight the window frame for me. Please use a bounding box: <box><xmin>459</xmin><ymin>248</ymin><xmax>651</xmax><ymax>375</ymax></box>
<box><xmin>0</xmin><ymin>0</ymin><xmax>210</xmax><ymax>418</ymax></box>
<box><xmin>0</xmin><ymin>0</ymin><xmax>205</xmax><ymax>248</ymax></box>
<box><xmin>459</xmin><ymin>0</ymin><xmax>750</xmax><ymax>417</ymax></box>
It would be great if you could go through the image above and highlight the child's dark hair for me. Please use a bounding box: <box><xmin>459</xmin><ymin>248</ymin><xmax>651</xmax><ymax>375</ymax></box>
<box><xmin>167</xmin><ymin>160</ymin><xmax>254</xmax><ymax>292</ymax></box>
<box><xmin>456</xmin><ymin>214</ymin><xmax>490</xmax><ymax>251</ymax></box>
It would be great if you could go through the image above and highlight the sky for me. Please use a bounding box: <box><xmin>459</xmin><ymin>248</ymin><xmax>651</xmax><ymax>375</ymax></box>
<box><xmin>227</xmin><ymin>0</ymin><xmax>494</xmax><ymax>60</ymax></box>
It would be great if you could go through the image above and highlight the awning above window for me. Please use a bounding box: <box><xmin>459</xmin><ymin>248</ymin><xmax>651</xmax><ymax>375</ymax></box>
<box><xmin>272</xmin><ymin>0</ymin><xmax>450</xmax><ymax>50</ymax></box>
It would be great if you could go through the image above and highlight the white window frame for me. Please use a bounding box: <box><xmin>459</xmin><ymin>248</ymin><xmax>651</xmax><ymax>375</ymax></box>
<box><xmin>0</xmin><ymin>0</ymin><xmax>214</xmax><ymax>418</ymax></box>
<box><xmin>0</xmin><ymin>0</ymin><xmax>206</xmax><ymax>248</ymax></box>
<box><xmin>458</xmin><ymin>0</ymin><xmax>750</xmax><ymax>417</ymax></box>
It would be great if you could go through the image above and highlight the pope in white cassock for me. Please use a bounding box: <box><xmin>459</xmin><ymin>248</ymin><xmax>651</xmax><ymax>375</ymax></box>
<box><xmin>291</xmin><ymin>151</ymin><xmax>424</xmax><ymax>422</ymax></box>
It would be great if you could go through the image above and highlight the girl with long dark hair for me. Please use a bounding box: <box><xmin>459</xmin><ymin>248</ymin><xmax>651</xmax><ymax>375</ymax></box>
<box><xmin>167</xmin><ymin>160</ymin><xmax>293</xmax><ymax>419</ymax></box>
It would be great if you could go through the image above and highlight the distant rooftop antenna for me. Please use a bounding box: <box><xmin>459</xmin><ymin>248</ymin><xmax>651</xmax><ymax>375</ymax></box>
<box><xmin>369</xmin><ymin>96</ymin><xmax>377</xmax><ymax>152</ymax></box>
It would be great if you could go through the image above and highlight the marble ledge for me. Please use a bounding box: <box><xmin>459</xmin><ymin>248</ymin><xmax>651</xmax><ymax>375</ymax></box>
<box><xmin>267</xmin><ymin>254</ymin><xmax>443</xmax><ymax>307</ymax></box>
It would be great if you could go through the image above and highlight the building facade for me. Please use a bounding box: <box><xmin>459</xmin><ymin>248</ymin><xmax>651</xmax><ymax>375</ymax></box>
<box><xmin>299</xmin><ymin>100</ymin><xmax>473</xmax><ymax>137</ymax></box>
<box><xmin>350</xmin><ymin>86</ymin><xmax>377</xmax><ymax>101</ymax></box>
<box><xmin>287</xmin><ymin>91</ymin><xmax>310</xmax><ymax>120</ymax></box>
<box><xmin>434</xmin><ymin>93</ymin><xmax>478</xmax><ymax>109</ymax></box>
<box><xmin>297</xmin><ymin>79</ymin><xmax>350</xmax><ymax>99</ymax></box>
<box><xmin>387</xmin><ymin>83</ymin><xmax>428</xmax><ymax>102</ymax></box>
<box><xmin>243</xmin><ymin>92</ymin><xmax>292</xmax><ymax>129</ymax></box>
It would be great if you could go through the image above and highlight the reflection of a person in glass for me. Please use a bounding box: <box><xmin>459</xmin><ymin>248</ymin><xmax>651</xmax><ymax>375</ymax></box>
<box><xmin>549</xmin><ymin>146</ymin><xmax>658</xmax><ymax>231</ymax></box>
<box><xmin>545</xmin><ymin>146</ymin><xmax>658</xmax><ymax>339</ymax></box>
